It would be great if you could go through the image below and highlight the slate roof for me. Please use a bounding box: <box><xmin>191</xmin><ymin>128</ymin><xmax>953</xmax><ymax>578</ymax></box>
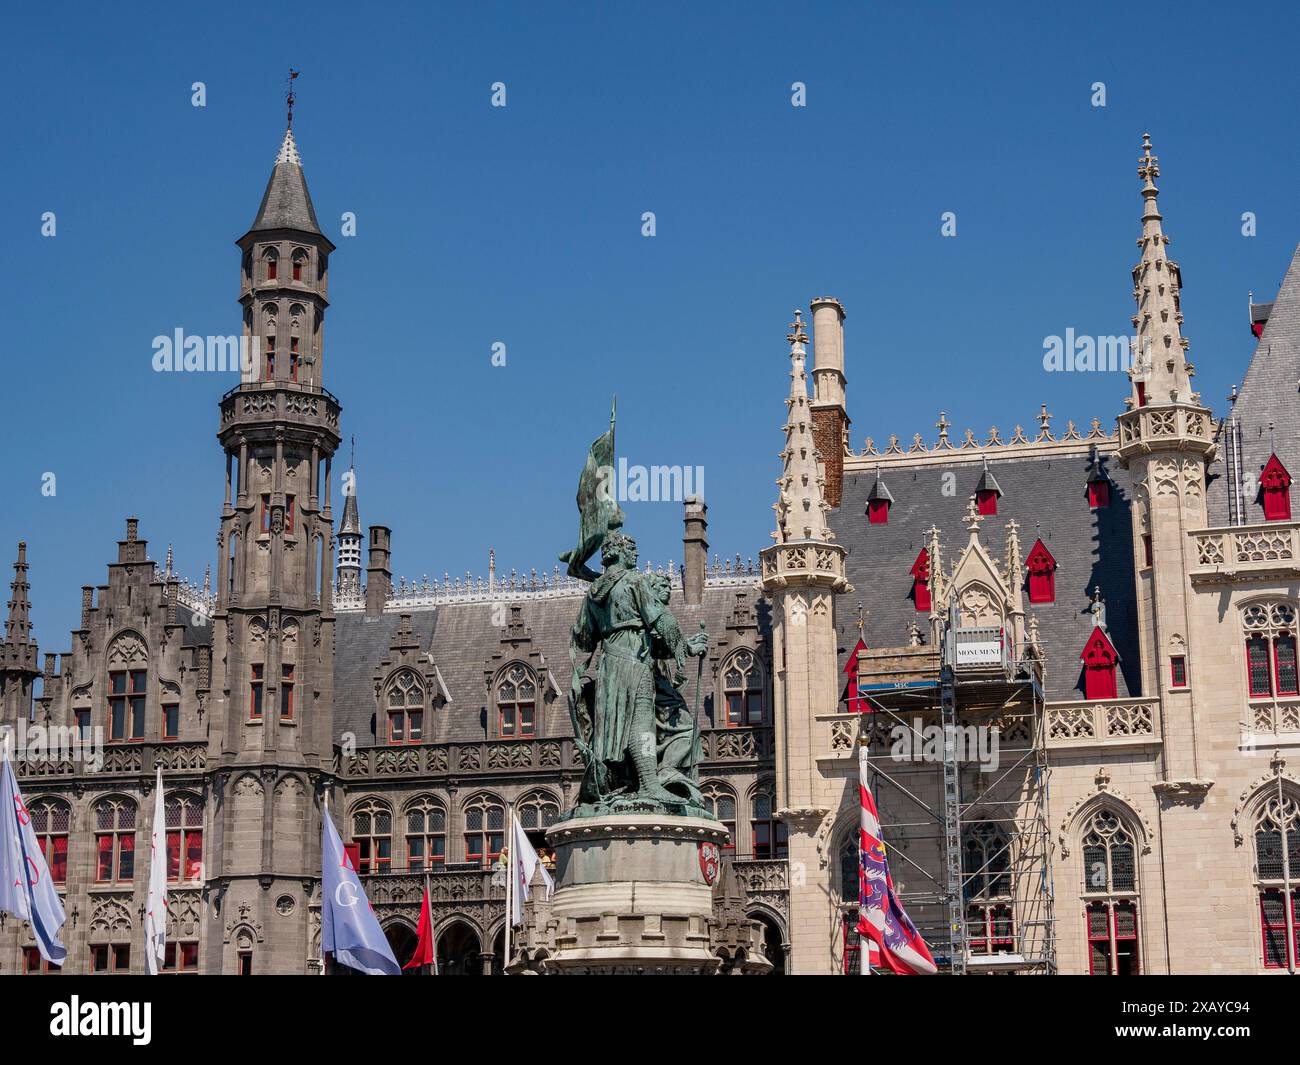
<box><xmin>332</xmin><ymin>582</ymin><xmax>771</xmax><ymax>746</ymax></box>
<box><xmin>1207</xmin><ymin>242</ymin><xmax>1300</xmax><ymax>527</ymax></box>
<box><xmin>830</xmin><ymin>449</ymin><xmax>1142</xmax><ymax>701</ymax></box>
<box><xmin>247</xmin><ymin>129</ymin><xmax>323</xmax><ymax>236</ymax></box>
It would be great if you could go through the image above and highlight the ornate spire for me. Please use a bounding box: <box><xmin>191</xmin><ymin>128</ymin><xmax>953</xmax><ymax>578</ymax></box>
<box><xmin>246</xmin><ymin>110</ymin><xmax>323</xmax><ymax>237</ymax></box>
<box><xmin>1130</xmin><ymin>133</ymin><xmax>1193</xmax><ymax>405</ymax></box>
<box><xmin>4</xmin><ymin>542</ymin><xmax>32</xmax><ymax>645</ymax></box>
<box><xmin>164</xmin><ymin>543</ymin><xmax>174</xmax><ymax>580</ymax></box>
<box><xmin>771</xmin><ymin>311</ymin><xmax>833</xmax><ymax>544</ymax></box>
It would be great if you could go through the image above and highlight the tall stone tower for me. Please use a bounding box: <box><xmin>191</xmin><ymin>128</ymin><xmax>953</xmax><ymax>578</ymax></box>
<box><xmin>207</xmin><ymin>119</ymin><xmax>341</xmax><ymax>974</ymax></box>
<box><xmin>1115</xmin><ymin>134</ymin><xmax>1214</xmax><ymax>795</ymax></box>
<box><xmin>336</xmin><ymin>463</ymin><xmax>362</xmax><ymax>601</ymax></box>
<box><xmin>0</xmin><ymin>542</ymin><xmax>39</xmax><ymax>729</ymax></box>
<box><xmin>809</xmin><ymin>297</ymin><xmax>848</xmax><ymax>508</ymax></box>
<box><xmin>760</xmin><ymin>309</ymin><xmax>853</xmax><ymax>974</ymax></box>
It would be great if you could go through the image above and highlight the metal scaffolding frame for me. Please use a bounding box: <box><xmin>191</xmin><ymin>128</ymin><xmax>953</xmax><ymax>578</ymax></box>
<box><xmin>852</xmin><ymin>622</ymin><xmax>1058</xmax><ymax>974</ymax></box>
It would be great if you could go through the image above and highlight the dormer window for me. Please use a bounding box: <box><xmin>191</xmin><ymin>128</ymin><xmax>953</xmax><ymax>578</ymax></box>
<box><xmin>1088</xmin><ymin>478</ymin><xmax>1111</xmax><ymax>508</ymax></box>
<box><xmin>1261</xmin><ymin>454</ymin><xmax>1292</xmax><ymax>521</ymax></box>
<box><xmin>974</xmin><ymin>463</ymin><xmax>1002</xmax><ymax>516</ymax></box>
<box><xmin>866</xmin><ymin>469</ymin><xmax>893</xmax><ymax>525</ymax></box>
<box><xmin>1081</xmin><ymin>626</ymin><xmax>1119</xmax><ymax>700</ymax></box>
<box><xmin>910</xmin><ymin>547</ymin><xmax>931</xmax><ymax>612</ymax></box>
<box><xmin>1026</xmin><ymin>539</ymin><xmax>1056</xmax><ymax>605</ymax></box>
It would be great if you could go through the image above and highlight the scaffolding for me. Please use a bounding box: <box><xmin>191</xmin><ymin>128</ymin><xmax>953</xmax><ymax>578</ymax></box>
<box><xmin>852</xmin><ymin>618</ymin><xmax>1058</xmax><ymax>974</ymax></box>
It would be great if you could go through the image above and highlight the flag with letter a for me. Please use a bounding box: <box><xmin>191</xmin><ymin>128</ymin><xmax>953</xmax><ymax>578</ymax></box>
<box><xmin>858</xmin><ymin>747</ymin><xmax>936</xmax><ymax>975</ymax></box>
<box><xmin>321</xmin><ymin>797</ymin><xmax>400</xmax><ymax>975</ymax></box>
<box><xmin>144</xmin><ymin>764</ymin><xmax>168</xmax><ymax>974</ymax></box>
<box><xmin>0</xmin><ymin>753</ymin><xmax>67</xmax><ymax>965</ymax></box>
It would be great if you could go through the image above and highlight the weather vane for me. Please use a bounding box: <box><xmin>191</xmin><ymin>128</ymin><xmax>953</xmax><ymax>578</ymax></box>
<box><xmin>286</xmin><ymin>68</ymin><xmax>300</xmax><ymax>128</ymax></box>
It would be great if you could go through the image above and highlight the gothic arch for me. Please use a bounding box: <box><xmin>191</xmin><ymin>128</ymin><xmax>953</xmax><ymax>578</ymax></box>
<box><xmin>106</xmin><ymin>629</ymin><xmax>148</xmax><ymax>666</ymax></box>
<box><xmin>1058</xmin><ymin>787</ymin><xmax>1152</xmax><ymax>858</ymax></box>
<box><xmin>1233</xmin><ymin>767</ymin><xmax>1300</xmax><ymax>845</ymax></box>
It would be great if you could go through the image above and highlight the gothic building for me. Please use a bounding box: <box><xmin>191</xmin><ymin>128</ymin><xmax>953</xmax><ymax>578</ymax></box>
<box><xmin>2</xmin><ymin>121</ymin><xmax>1298</xmax><ymax>974</ymax></box>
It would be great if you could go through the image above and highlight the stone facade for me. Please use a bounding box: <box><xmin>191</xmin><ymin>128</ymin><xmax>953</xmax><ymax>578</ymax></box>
<box><xmin>2</xmin><ymin>126</ymin><xmax>1298</xmax><ymax>976</ymax></box>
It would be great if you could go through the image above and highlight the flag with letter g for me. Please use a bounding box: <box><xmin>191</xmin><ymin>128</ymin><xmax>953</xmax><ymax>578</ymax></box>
<box><xmin>0</xmin><ymin>755</ymin><xmax>67</xmax><ymax>965</ymax></box>
<box><xmin>321</xmin><ymin>802</ymin><xmax>400</xmax><ymax>975</ymax></box>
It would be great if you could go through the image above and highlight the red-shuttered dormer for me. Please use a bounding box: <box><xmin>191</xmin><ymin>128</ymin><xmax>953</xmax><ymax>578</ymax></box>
<box><xmin>1025</xmin><ymin>538</ymin><xmax>1057</xmax><ymax>605</ymax></box>
<box><xmin>844</xmin><ymin>638</ymin><xmax>870</xmax><ymax>713</ymax></box>
<box><xmin>910</xmin><ymin>547</ymin><xmax>931</xmax><ymax>612</ymax></box>
<box><xmin>975</xmin><ymin>460</ymin><xmax>1002</xmax><ymax>516</ymax></box>
<box><xmin>1261</xmin><ymin>453</ymin><xmax>1292</xmax><ymax>521</ymax></box>
<box><xmin>866</xmin><ymin>468</ymin><xmax>893</xmax><ymax>525</ymax></box>
<box><xmin>1081</xmin><ymin>626</ymin><xmax>1120</xmax><ymax>699</ymax></box>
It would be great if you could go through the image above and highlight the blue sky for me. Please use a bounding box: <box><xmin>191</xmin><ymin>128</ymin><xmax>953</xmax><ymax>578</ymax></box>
<box><xmin>2</xmin><ymin>1</ymin><xmax>1298</xmax><ymax>655</ymax></box>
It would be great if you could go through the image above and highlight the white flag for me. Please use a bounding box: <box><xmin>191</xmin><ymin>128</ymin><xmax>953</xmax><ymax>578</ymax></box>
<box><xmin>510</xmin><ymin>817</ymin><xmax>554</xmax><ymax>927</ymax></box>
<box><xmin>144</xmin><ymin>765</ymin><xmax>168</xmax><ymax>974</ymax></box>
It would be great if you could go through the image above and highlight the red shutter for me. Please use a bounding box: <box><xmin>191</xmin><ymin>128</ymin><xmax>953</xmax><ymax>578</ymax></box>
<box><xmin>844</xmin><ymin>639</ymin><xmax>869</xmax><ymax>713</ymax></box>
<box><xmin>868</xmin><ymin>499</ymin><xmax>889</xmax><ymax>525</ymax></box>
<box><xmin>1081</xmin><ymin>627</ymin><xmax>1119</xmax><ymax>699</ymax></box>
<box><xmin>1261</xmin><ymin>454</ymin><xmax>1292</xmax><ymax>521</ymax></box>
<box><xmin>343</xmin><ymin>843</ymin><xmax>361</xmax><ymax>873</ymax></box>
<box><xmin>976</xmin><ymin>489</ymin><xmax>998</xmax><ymax>516</ymax></box>
<box><xmin>1025</xmin><ymin>539</ymin><xmax>1057</xmax><ymax>605</ymax></box>
<box><xmin>1088</xmin><ymin>480</ymin><xmax>1110</xmax><ymax>508</ymax></box>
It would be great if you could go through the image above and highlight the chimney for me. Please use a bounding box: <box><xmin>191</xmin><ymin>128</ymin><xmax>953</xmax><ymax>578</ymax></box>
<box><xmin>809</xmin><ymin>297</ymin><xmax>849</xmax><ymax>508</ymax></box>
<box><xmin>683</xmin><ymin>496</ymin><xmax>709</xmax><ymax>605</ymax></box>
<box><xmin>365</xmin><ymin>525</ymin><xmax>392</xmax><ymax>618</ymax></box>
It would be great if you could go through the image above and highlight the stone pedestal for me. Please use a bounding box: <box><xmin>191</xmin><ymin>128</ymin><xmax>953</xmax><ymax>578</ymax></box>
<box><xmin>513</xmin><ymin>813</ymin><xmax>769</xmax><ymax>974</ymax></box>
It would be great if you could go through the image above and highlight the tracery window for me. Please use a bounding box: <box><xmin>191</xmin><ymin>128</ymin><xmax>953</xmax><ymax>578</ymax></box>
<box><xmin>722</xmin><ymin>649</ymin><xmax>765</xmax><ymax>726</ymax></box>
<box><xmin>29</xmin><ymin>799</ymin><xmax>70</xmax><ymax>885</ymax></box>
<box><xmin>1254</xmin><ymin>790</ymin><xmax>1300</xmax><ymax>968</ymax></box>
<box><xmin>700</xmin><ymin>782</ymin><xmax>736</xmax><ymax>852</ymax></box>
<box><xmin>463</xmin><ymin>795</ymin><xmax>505</xmax><ymax>867</ymax></box>
<box><xmin>496</xmin><ymin>664</ymin><xmax>536</xmax><ymax>739</ymax></box>
<box><xmin>1242</xmin><ymin>602</ymin><xmax>1299</xmax><ymax>699</ymax></box>
<box><xmin>95</xmin><ymin>797</ymin><xmax>137</xmax><ymax>883</ymax></box>
<box><xmin>351</xmin><ymin>799</ymin><xmax>392</xmax><ymax>875</ymax></box>
<box><xmin>516</xmin><ymin>792</ymin><xmax>560</xmax><ymax>833</ymax></box>
<box><xmin>385</xmin><ymin>669</ymin><xmax>425</xmax><ymax>743</ymax></box>
<box><xmin>404</xmin><ymin>797</ymin><xmax>445</xmax><ymax>872</ymax></box>
<box><xmin>963</xmin><ymin>821</ymin><xmax>1014</xmax><ymax>955</ymax></box>
<box><xmin>1080</xmin><ymin>808</ymin><xmax>1141</xmax><ymax>975</ymax></box>
<box><xmin>165</xmin><ymin>794</ymin><xmax>204</xmax><ymax>883</ymax></box>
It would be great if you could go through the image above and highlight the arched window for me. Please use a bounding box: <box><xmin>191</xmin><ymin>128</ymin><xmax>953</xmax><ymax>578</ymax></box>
<box><xmin>106</xmin><ymin>632</ymin><xmax>147</xmax><ymax>741</ymax></box>
<box><xmin>463</xmin><ymin>794</ymin><xmax>505</xmax><ymax>867</ymax></box>
<box><xmin>1242</xmin><ymin>602</ymin><xmax>1298</xmax><ymax>699</ymax></box>
<box><xmin>404</xmin><ymin>797</ymin><xmax>445</xmax><ymax>872</ymax></box>
<box><xmin>495</xmin><ymin>664</ymin><xmax>536</xmax><ymax>739</ymax></box>
<box><xmin>351</xmin><ymin>799</ymin><xmax>392</xmax><ymax>875</ymax></box>
<box><xmin>165</xmin><ymin>794</ymin><xmax>203</xmax><ymax>883</ymax></box>
<box><xmin>516</xmin><ymin>792</ymin><xmax>560</xmax><ymax>833</ymax></box>
<box><xmin>751</xmin><ymin>786</ymin><xmax>787</xmax><ymax>859</ymax></box>
<box><xmin>291</xmin><ymin>248</ymin><xmax>308</xmax><ymax>283</ymax></box>
<box><xmin>963</xmin><ymin>821</ymin><xmax>1014</xmax><ymax>955</ymax></box>
<box><xmin>700</xmin><ymin>782</ymin><xmax>736</xmax><ymax>852</ymax></box>
<box><xmin>29</xmin><ymin>799</ymin><xmax>70</xmax><ymax>885</ymax></box>
<box><xmin>95</xmin><ymin>797</ymin><xmax>137</xmax><ymax>883</ymax></box>
<box><xmin>722</xmin><ymin>649</ymin><xmax>765</xmax><ymax>727</ymax></box>
<box><xmin>385</xmin><ymin>669</ymin><xmax>425</xmax><ymax>744</ymax></box>
<box><xmin>1080</xmin><ymin>808</ymin><xmax>1140</xmax><ymax>975</ymax></box>
<box><xmin>839</xmin><ymin>832</ymin><xmax>859</xmax><ymax>903</ymax></box>
<box><xmin>263</xmin><ymin>247</ymin><xmax>278</xmax><ymax>282</ymax></box>
<box><xmin>1254</xmin><ymin>790</ymin><xmax>1300</xmax><ymax>968</ymax></box>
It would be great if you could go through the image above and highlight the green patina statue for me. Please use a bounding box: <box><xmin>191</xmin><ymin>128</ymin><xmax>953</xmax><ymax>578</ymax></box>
<box><xmin>560</xmin><ymin>405</ymin><xmax>710</xmax><ymax>819</ymax></box>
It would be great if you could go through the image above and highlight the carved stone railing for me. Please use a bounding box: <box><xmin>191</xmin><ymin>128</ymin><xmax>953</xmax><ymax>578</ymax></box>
<box><xmin>1116</xmin><ymin>404</ymin><xmax>1214</xmax><ymax>454</ymax></box>
<box><xmin>337</xmin><ymin>728</ymin><xmax>775</xmax><ymax>780</ymax></box>
<box><xmin>1190</xmin><ymin>523</ymin><xmax>1300</xmax><ymax>584</ymax></box>
<box><xmin>731</xmin><ymin>858</ymin><xmax>790</xmax><ymax>921</ymax></box>
<box><xmin>13</xmin><ymin>740</ymin><xmax>208</xmax><ymax>779</ymax></box>
<box><xmin>360</xmin><ymin>869</ymin><xmax>505</xmax><ymax>909</ymax></box>
<box><xmin>1245</xmin><ymin>700</ymin><xmax>1300</xmax><ymax>741</ymax></box>
<box><xmin>1045</xmin><ymin>698</ymin><xmax>1160</xmax><ymax>749</ymax></box>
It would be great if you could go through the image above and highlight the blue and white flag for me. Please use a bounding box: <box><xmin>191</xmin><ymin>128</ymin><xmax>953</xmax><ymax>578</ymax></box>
<box><xmin>0</xmin><ymin>754</ymin><xmax>67</xmax><ymax>965</ymax></box>
<box><xmin>321</xmin><ymin>799</ymin><xmax>399</xmax><ymax>975</ymax></box>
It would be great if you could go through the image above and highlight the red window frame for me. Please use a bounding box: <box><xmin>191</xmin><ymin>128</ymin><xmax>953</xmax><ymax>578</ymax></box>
<box><xmin>95</xmin><ymin>811</ymin><xmax>135</xmax><ymax>884</ymax></box>
<box><xmin>23</xmin><ymin>947</ymin><xmax>61</xmax><ymax>974</ymax></box>
<box><xmin>867</xmin><ymin>499</ymin><xmax>889</xmax><ymax>525</ymax></box>
<box><xmin>968</xmin><ymin>902</ymin><xmax>1015</xmax><ymax>956</ymax></box>
<box><xmin>1261</xmin><ymin>455</ymin><xmax>1292</xmax><ymax>521</ymax></box>
<box><xmin>162</xmin><ymin>942</ymin><xmax>200</xmax><ymax>973</ymax></box>
<box><xmin>910</xmin><ymin>548</ymin><xmax>931</xmax><ymax>612</ymax></box>
<box><xmin>166</xmin><ymin>828</ymin><xmax>203</xmax><ymax>883</ymax></box>
<box><xmin>264</xmin><ymin>335</ymin><xmax>275</xmax><ymax>379</ymax></box>
<box><xmin>265</xmin><ymin>255</ymin><xmax>277</xmax><ymax>282</ymax></box>
<box><xmin>1026</xmin><ymin>540</ymin><xmax>1056</xmax><ymax>605</ymax></box>
<box><xmin>31</xmin><ymin>803</ymin><xmax>69</xmax><ymax>885</ymax></box>
<box><xmin>1082</xmin><ymin>629</ymin><xmax>1118</xmax><ymax>700</ymax></box>
<box><xmin>1247</xmin><ymin>636</ymin><xmax>1273</xmax><ymax>698</ymax></box>
<box><xmin>1142</xmin><ymin>534</ymin><xmax>1153</xmax><ymax>567</ymax></box>
<box><xmin>289</xmin><ymin>336</ymin><xmax>300</xmax><ymax>382</ymax></box>
<box><xmin>1136</xmin><ymin>381</ymin><xmax>1146</xmax><ymax>407</ymax></box>
<box><xmin>250</xmin><ymin>664</ymin><xmax>264</xmax><ymax>719</ymax></box>
<box><xmin>1260</xmin><ymin>889</ymin><xmax>1300</xmax><ymax>968</ymax></box>
<box><xmin>1169</xmin><ymin>656</ymin><xmax>1187</xmax><ymax>689</ymax></box>
<box><xmin>1086</xmin><ymin>899</ymin><xmax>1141</xmax><ymax>975</ymax></box>
<box><xmin>976</xmin><ymin>488</ymin><xmax>998</xmax><ymax>516</ymax></box>
<box><xmin>285</xmin><ymin>495</ymin><xmax>295</xmax><ymax>534</ymax></box>
<box><xmin>260</xmin><ymin>495</ymin><xmax>272</xmax><ymax>533</ymax></box>
<box><xmin>280</xmin><ymin>664</ymin><xmax>295</xmax><ymax>720</ymax></box>
<box><xmin>291</xmin><ymin>256</ymin><xmax>303</xmax><ymax>282</ymax></box>
<box><xmin>1088</xmin><ymin>479</ymin><xmax>1111</xmax><ymax>508</ymax></box>
<box><xmin>1275</xmin><ymin>635</ymin><xmax>1299</xmax><ymax>697</ymax></box>
<box><xmin>162</xmin><ymin>703</ymin><xmax>179</xmax><ymax>740</ymax></box>
<box><xmin>498</xmin><ymin>701</ymin><xmax>535</xmax><ymax>739</ymax></box>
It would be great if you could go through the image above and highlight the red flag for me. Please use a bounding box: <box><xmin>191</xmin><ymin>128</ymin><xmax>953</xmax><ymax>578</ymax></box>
<box><xmin>402</xmin><ymin>883</ymin><xmax>434</xmax><ymax>971</ymax></box>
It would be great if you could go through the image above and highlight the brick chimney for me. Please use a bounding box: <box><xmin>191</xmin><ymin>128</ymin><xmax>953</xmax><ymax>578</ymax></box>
<box><xmin>365</xmin><ymin>525</ymin><xmax>391</xmax><ymax>618</ymax></box>
<box><xmin>682</xmin><ymin>496</ymin><xmax>709</xmax><ymax>605</ymax></box>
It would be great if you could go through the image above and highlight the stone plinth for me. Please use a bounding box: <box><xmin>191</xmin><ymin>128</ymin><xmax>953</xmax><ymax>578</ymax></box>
<box><xmin>520</xmin><ymin>813</ymin><xmax>767</xmax><ymax>974</ymax></box>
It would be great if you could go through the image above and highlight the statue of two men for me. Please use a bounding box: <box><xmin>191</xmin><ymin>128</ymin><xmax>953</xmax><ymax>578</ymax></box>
<box><xmin>567</xmin><ymin>530</ymin><xmax>709</xmax><ymax>814</ymax></box>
